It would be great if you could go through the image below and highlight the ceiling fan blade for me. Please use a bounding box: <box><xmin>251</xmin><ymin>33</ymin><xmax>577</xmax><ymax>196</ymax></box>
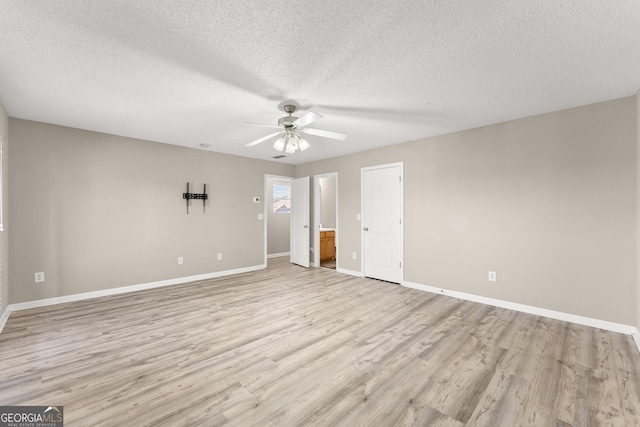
<box><xmin>244</xmin><ymin>131</ymin><xmax>283</xmax><ymax>147</ymax></box>
<box><xmin>242</xmin><ymin>122</ymin><xmax>282</xmax><ymax>130</ymax></box>
<box><xmin>294</xmin><ymin>111</ymin><xmax>323</xmax><ymax>128</ymax></box>
<box><xmin>301</xmin><ymin>127</ymin><xmax>347</xmax><ymax>140</ymax></box>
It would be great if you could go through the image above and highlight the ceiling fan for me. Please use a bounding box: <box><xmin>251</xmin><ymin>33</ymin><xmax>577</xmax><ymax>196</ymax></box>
<box><xmin>244</xmin><ymin>105</ymin><xmax>347</xmax><ymax>154</ymax></box>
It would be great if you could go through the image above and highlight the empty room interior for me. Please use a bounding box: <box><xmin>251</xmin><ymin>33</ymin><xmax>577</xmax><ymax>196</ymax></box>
<box><xmin>1</xmin><ymin>1</ymin><xmax>640</xmax><ymax>426</ymax></box>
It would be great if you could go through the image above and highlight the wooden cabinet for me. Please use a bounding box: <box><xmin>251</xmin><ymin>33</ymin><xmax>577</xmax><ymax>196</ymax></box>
<box><xmin>320</xmin><ymin>230</ymin><xmax>335</xmax><ymax>261</ymax></box>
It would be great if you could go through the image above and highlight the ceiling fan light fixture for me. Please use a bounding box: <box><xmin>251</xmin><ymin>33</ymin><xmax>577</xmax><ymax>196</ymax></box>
<box><xmin>298</xmin><ymin>137</ymin><xmax>310</xmax><ymax>151</ymax></box>
<box><xmin>285</xmin><ymin>138</ymin><xmax>298</xmax><ymax>154</ymax></box>
<box><xmin>273</xmin><ymin>136</ymin><xmax>285</xmax><ymax>151</ymax></box>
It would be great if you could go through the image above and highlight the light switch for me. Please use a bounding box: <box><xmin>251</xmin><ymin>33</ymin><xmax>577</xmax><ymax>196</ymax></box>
<box><xmin>258</xmin><ymin>213</ymin><xmax>264</xmax><ymax>220</ymax></box>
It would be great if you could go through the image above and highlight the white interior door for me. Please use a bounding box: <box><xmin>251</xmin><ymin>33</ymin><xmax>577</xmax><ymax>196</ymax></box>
<box><xmin>362</xmin><ymin>164</ymin><xmax>403</xmax><ymax>283</ymax></box>
<box><xmin>290</xmin><ymin>176</ymin><xmax>310</xmax><ymax>268</ymax></box>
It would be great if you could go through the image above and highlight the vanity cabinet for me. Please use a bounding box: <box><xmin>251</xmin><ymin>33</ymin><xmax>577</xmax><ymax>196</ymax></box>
<box><xmin>319</xmin><ymin>230</ymin><xmax>335</xmax><ymax>261</ymax></box>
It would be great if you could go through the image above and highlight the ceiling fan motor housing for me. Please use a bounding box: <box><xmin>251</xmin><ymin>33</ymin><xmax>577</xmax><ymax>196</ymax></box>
<box><xmin>279</xmin><ymin>105</ymin><xmax>299</xmax><ymax>128</ymax></box>
<box><xmin>278</xmin><ymin>116</ymin><xmax>299</xmax><ymax>128</ymax></box>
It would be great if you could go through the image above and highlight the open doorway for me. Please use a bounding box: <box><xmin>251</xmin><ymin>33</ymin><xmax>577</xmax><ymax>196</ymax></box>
<box><xmin>314</xmin><ymin>173</ymin><xmax>338</xmax><ymax>270</ymax></box>
<box><xmin>265</xmin><ymin>175</ymin><xmax>292</xmax><ymax>262</ymax></box>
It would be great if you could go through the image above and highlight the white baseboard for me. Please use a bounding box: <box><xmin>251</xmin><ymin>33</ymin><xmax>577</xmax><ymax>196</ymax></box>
<box><xmin>0</xmin><ymin>306</ymin><xmax>10</xmax><ymax>336</ymax></box>
<box><xmin>267</xmin><ymin>252</ymin><xmax>290</xmax><ymax>259</ymax></box>
<box><xmin>403</xmin><ymin>281</ymin><xmax>640</xmax><ymax>354</ymax></box>
<box><xmin>2</xmin><ymin>264</ymin><xmax>266</xmax><ymax>323</ymax></box>
<box><xmin>3</xmin><ymin>268</ymin><xmax>638</xmax><ymax>357</ymax></box>
<box><xmin>633</xmin><ymin>329</ymin><xmax>640</xmax><ymax>353</ymax></box>
<box><xmin>336</xmin><ymin>267</ymin><xmax>362</xmax><ymax>277</ymax></box>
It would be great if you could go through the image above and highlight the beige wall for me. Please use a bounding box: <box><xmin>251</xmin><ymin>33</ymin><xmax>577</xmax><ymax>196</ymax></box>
<box><xmin>9</xmin><ymin>119</ymin><xmax>294</xmax><ymax>303</ymax></box>
<box><xmin>637</xmin><ymin>91</ymin><xmax>640</xmax><ymax>331</ymax></box>
<box><xmin>266</xmin><ymin>177</ymin><xmax>291</xmax><ymax>255</ymax></box>
<box><xmin>297</xmin><ymin>97</ymin><xmax>637</xmax><ymax>325</ymax></box>
<box><xmin>0</xmin><ymin>101</ymin><xmax>8</xmax><ymax>314</ymax></box>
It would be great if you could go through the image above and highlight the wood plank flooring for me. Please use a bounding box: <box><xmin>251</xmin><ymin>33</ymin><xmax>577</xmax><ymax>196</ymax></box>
<box><xmin>1</xmin><ymin>257</ymin><xmax>639</xmax><ymax>426</ymax></box>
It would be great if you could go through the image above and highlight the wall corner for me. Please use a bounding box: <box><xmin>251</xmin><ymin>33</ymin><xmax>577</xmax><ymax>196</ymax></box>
<box><xmin>0</xmin><ymin>101</ymin><xmax>8</xmax><ymax>316</ymax></box>
<box><xmin>636</xmin><ymin>90</ymin><xmax>640</xmax><ymax>332</ymax></box>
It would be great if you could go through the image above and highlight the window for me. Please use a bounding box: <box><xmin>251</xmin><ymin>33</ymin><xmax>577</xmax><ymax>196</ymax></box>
<box><xmin>273</xmin><ymin>182</ymin><xmax>291</xmax><ymax>213</ymax></box>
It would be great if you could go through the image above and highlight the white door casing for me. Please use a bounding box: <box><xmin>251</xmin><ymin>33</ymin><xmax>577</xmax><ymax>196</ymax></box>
<box><xmin>291</xmin><ymin>176</ymin><xmax>310</xmax><ymax>268</ymax></box>
<box><xmin>362</xmin><ymin>163</ymin><xmax>403</xmax><ymax>283</ymax></box>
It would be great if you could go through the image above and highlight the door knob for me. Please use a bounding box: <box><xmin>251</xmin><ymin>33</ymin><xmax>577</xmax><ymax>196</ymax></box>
<box><xmin>363</xmin><ymin>227</ymin><xmax>369</xmax><ymax>231</ymax></box>
<box><xmin>304</xmin><ymin>225</ymin><xmax>308</xmax><ymax>228</ymax></box>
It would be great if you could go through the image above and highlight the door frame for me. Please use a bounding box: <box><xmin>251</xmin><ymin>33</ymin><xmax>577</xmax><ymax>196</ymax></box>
<box><xmin>313</xmin><ymin>172</ymin><xmax>339</xmax><ymax>268</ymax></box>
<box><xmin>360</xmin><ymin>162</ymin><xmax>404</xmax><ymax>282</ymax></box>
<box><xmin>263</xmin><ymin>174</ymin><xmax>293</xmax><ymax>266</ymax></box>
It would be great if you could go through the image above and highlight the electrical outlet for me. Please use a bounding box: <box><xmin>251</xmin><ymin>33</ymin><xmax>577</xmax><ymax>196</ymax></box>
<box><xmin>488</xmin><ymin>271</ymin><xmax>497</xmax><ymax>282</ymax></box>
<box><xmin>217</xmin><ymin>253</ymin><xmax>223</xmax><ymax>261</ymax></box>
<box><xmin>35</xmin><ymin>272</ymin><xmax>45</xmax><ymax>283</ymax></box>
<box><xmin>178</xmin><ymin>257</ymin><xmax>184</xmax><ymax>265</ymax></box>
<box><xmin>352</xmin><ymin>252</ymin><xmax>357</xmax><ymax>260</ymax></box>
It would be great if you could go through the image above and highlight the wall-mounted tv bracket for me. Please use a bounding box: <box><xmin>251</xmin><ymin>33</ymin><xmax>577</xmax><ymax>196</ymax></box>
<box><xmin>183</xmin><ymin>182</ymin><xmax>208</xmax><ymax>214</ymax></box>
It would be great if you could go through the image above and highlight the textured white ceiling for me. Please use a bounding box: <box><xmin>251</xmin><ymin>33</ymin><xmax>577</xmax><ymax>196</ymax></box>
<box><xmin>1</xmin><ymin>1</ymin><xmax>639</xmax><ymax>164</ymax></box>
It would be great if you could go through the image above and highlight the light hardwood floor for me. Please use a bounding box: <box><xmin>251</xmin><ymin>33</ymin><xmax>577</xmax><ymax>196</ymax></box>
<box><xmin>1</xmin><ymin>257</ymin><xmax>639</xmax><ymax>426</ymax></box>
